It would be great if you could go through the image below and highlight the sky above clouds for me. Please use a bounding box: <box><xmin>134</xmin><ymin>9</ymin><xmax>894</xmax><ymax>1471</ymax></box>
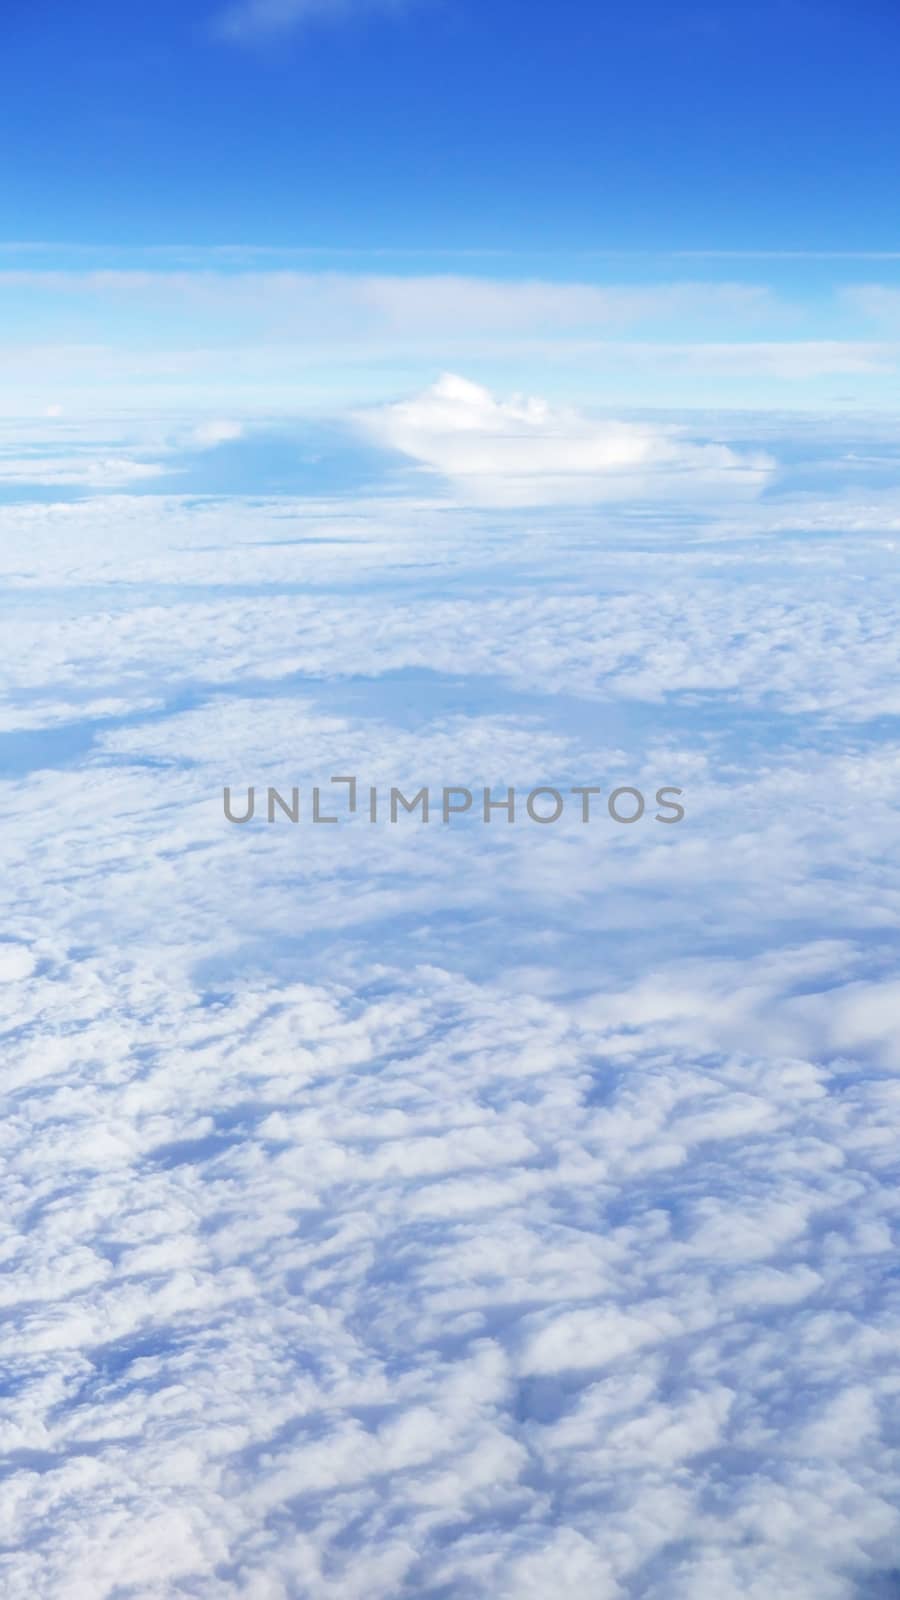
<box><xmin>4</xmin><ymin>2</ymin><xmax>900</xmax><ymax>1598</ymax></box>
<box><xmin>4</xmin><ymin>0</ymin><xmax>900</xmax><ymax>250</ymax></box>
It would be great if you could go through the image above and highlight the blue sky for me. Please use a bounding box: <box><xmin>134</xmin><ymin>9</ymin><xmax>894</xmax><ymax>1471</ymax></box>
<box><xmin>5</xmin><ymin>0</ymin><xmax>900</xmax><ymax>252</ymax></box>
<box><xmin>4</xmin><ymin>2</ymin><xmax>900</xmax><ymax>417</ymax></box>
<box><xmin>4</xmin><ymin>0</ymin><xmax>900</xmax><ymax>419</ymax></box>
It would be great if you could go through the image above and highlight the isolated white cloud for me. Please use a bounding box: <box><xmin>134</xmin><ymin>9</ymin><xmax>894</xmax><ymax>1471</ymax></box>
<box><xmin>357</xmin><ymin>373</ymin><xmax>776</xmax><ymax>503</ymax></box>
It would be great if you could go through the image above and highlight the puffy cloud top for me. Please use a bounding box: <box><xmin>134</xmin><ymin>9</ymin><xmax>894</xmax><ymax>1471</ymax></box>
<box><xmin>359</xmin><ymin>374</ymin><xmax>776</xmax><ymax>504</ymax></box>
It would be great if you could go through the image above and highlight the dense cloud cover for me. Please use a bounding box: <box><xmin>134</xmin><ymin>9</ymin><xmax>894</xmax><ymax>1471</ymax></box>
<box><xmin>2</xmin><ymin>401</ymin><xmax>900</xmax><ymax>1598</ymax></box>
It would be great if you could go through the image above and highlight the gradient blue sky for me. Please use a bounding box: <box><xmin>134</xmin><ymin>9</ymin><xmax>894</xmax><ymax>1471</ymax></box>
<box><xmin>4</xmin><ymin>0</ymin><xmax>900</xmax><ymax>253</ymax></box>
<box><xmin>4</xmin><ymin>0</ymin><xmax>900</xmax><ymax>418</ymax></box>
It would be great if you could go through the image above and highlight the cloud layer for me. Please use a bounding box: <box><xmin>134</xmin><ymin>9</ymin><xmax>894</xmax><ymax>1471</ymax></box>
<box><xmin>3</xmin><ymin>403</ymin><xmax>900</xmax><ymax>1597</ymax></box>
<box><xmin>5</xmin><ymin>258</ymin><xmax>900</xmax><ymax>412</ymax></box>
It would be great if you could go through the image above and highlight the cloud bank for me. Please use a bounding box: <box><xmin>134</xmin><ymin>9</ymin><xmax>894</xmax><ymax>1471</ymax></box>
<box><xmin>3</xmin><ymin>406</ymin><xmax>900</xmax><ymax>1597</ymax></box>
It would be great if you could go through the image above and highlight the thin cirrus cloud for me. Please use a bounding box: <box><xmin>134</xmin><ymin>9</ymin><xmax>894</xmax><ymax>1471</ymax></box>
<box><xmin>841</xmin><ymin>283</ymin><xmax>900</xmax><ymax>324</ymax></box>
<box><xmin>213</xmin><ymin>0</ymin><xmax>413</xmax><ymax>40</ymax></box>
<box><xmin>2</xmin><ymin>265</ymin><xmax>899</xmax><ymax>411</ymax></box>
<box><xmin>0</xmin><ymin>270</ymin><xmax>778</xmax><ymax>334</ymax></box>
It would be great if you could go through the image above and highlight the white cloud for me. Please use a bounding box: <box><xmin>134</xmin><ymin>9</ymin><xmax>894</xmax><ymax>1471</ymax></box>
<box><xmin>357</xmin><ymin>373</ymin><xmax>776</xmax><ymax>504</ymax></box>
<box><xmin>7</xmin><ymin>477</ymin><xmax>900</xmax><ymax>724</ymax></box>
<box><xmin>0</xmin><ymin>943</ymin><xmax>36</xmax><ymax>982</ymax></box>
<box><xmin>0</xmin><ymin>268</ymin><xmax>777</xmax><ymax>335</ymax></box>
<box><xmin>0</xmin><ymin>453</ymin><xmax>167</xmax><ymax>488</ymax></box>
<box><xmin>189</xmin><ymin>418</ymin><xmax>244</xmax><ymax>448</ymax></box>
<box><xmin>5</xmin><ymin>267</ymin><xmax>898</xmax><ymax>411</ymax></box>
<box><xmin>4</xmin><ymin>411</ymin><xmax>900</xmax><ymax>1598</ymax></box>
<box><xmin>2</xmin><ymin>941</ymin><xmax>900</xmax><ymax>1598</ymax></box>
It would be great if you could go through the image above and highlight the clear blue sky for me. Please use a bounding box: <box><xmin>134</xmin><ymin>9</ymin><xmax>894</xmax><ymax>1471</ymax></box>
<box><xmin>4</xmin><ymin>0</ymin><xmax>900</xmax><ymax>252</ymax></box>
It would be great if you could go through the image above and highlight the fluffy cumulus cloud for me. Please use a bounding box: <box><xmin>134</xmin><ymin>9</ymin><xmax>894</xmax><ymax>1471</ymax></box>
<box><xmin>357</xmin><ymin>373</ymin><xmax>776</xmax><ymax>503</ymax></box>
<box><xmin>3</xmin><ymin>944</ymin><xmax>900</xmax><ymax>1600</ymax></box>
<box><xmin>2</xmin><ymin>402</ymin><xmax>900</xmax><ymax>1598</ymax></box>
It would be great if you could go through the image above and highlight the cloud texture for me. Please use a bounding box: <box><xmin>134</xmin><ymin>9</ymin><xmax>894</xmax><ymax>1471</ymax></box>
<box><xmin>2</xmin><ymin>394</ymin><xmax>900</xmax><ymax>1597</ymax></box>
